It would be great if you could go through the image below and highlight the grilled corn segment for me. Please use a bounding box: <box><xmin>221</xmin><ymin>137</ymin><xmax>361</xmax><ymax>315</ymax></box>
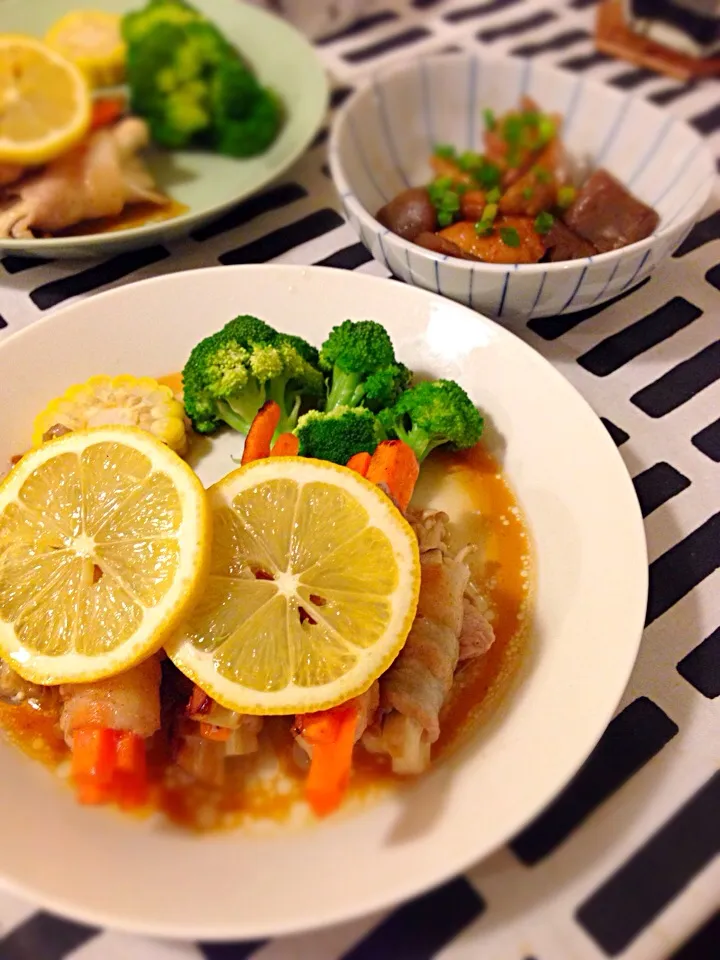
<box><xmin>32</xmin><ymin>375</ymin><xmax>188</xmax><ymax>455</ymax></box>
<box><xmin>45</xmin><ymin>10</ymin><xmax>126</xmax><ymax>89</ymax></box>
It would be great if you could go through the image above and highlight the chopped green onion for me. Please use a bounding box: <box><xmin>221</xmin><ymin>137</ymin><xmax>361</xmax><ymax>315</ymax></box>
<box><xmin>533</xmin><ymin>166</ymin><xmax>552</xmax><ymax>184</ymax></box>
<box><xmin>502</xmin><ymin>115</ymin><xmax>524</xmax><ymax>147</ymax></box>
<box><xmin>537</xmin><ymin>115</ymin><xmax>556</xmax><ymax>146</ymax></box>
<box><xmin>437</xmin><ymin>210</ymin><xmax>454</xmax><ymax>228</ymax></box>
<box><xmin>486</xmin><ymin>186</ymin><xmax>501</xmax><ymax>204</ymax></box>
<box><xmin>432</xmin><ymin>175</ymin><xmax>453</xmax><ymax>191</ymax></box>
<box><xmin>522</xmin><ymin>186</ymin><xmax>534</xmax><ymax>200</ymax></box>
<box><xmin>481</xmin><ymin>202</ymin><xmax>498</xmax><ymax>223</ymax></box>
<box><xmin>534</xmin><ymin>211</ymin><xmax>554</xmax><ymax>235</ymax></box>
<box><xmin>499</xmin><ymin>226</ymin><xmax>521</xmax><ymax>248</ymax></box>
<box><xmin>433</xmin><ymin>143</ymin><xmax>457</xmax><ymax>160</ymax></box>
<box><xmin>483</xmin><ymin>108</ymin><xmax>495</xmax><ymax>131</ymax></box>
<box><xmin>457</xmin><ymin>150</ymin><xmax>483</xmax><ymax>172</ymax></box>
<box><xmin>474</xmin><ymin>160</ymin><xmax>501</xmax><ymax>189</ymax></box>
<box><xmin>440</xmin><ymin>192</ymin><xmax>461</xmax><ymax>213</ymax></box>
<box><xmin>474</xmin><ymin>220</ymin><xmax>494</xmax><ymax>237</ymax></box>
<box><xmin>557</xmin><ymin>185</ymin><xmax>577</xmax><ymax>209</ymax></box>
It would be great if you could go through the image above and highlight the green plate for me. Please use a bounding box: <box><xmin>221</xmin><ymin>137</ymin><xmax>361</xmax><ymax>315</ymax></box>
<box><xmin>0</xmin><ymin>0</ymin><xmax>328</xmax><ymax>258</ymax></box>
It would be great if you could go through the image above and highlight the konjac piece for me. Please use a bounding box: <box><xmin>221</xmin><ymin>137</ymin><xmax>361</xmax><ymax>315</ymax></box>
<box><xmin>563</xmin><ymin>168</ymin><xmax>659</xmax><ymax>253</ymax></box>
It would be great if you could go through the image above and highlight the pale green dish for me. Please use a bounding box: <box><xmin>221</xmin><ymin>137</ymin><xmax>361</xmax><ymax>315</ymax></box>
<box><xmin>0</xmin><ymin>0</ymin><xmax>328</xmax><ymax>258</ymax></box>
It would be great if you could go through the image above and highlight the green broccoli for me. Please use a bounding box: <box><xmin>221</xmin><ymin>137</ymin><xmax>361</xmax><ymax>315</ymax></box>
<box><xmin>295</xmin><ymin>407</ymin><xmax>384</xmax><ymax>465</ymax></box>
<box><xmin>210</xmin><ymin>58</ymin><xmax>283</xmax><ymax>158</ymax></box>
<box><xmin>124</xmin><ymin>19</ymin><xmax>233</xmax><ymax>148</ymax></box>
<box><xmin>122</xmin><ymin>0</ymin><xmax>283</xmax><ymax>156</ymax></box>
<box><xmin>182</xmin><ymin>315</ymin><xmax>324</xmax><ymax>436</ymax></box>
<box><xmin>378</xmin><ymin>379</ymin><xmax>484</xmax><ymax>462</ymax></box>
<box><xmin>122</xmin><ymin>0</ymin><xmax>203</xmax><ymax>45</ymax></box>
<box><xmin>319</xmin><ymin>320</ymin><xmax>409</xmax><ymax>413</ymax></box>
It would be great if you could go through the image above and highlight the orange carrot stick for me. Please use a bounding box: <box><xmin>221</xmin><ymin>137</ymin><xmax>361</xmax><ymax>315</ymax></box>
<box><xmin>366</xmin><ymin>440</ymin><xmax>419</xmax><ymax>512</ymax></box>
<box><xmin>270</xmin><ymin>432</ymin><xmax>299</xmax><ymax>456</ymax></box>
<box><xmin>300</xmin><ymin>704</ymin><xmax>358</xmax><ymax>818</ymax></box>
<box><xmin>90</xmin><ymin>96</ymin><xmax>126</xmax><ymax>130</ymax></box>
<box><xmin>241</xmin><ymin>400</ymin><xmax>281</xmax><ymax>465</ymax></box>
<box><xmin>71</xmin><ymin>726</ymin><xmax>149</xmax><ymax>808</ymax></box>
<box><xmin>71</xmin><ymin>726</ymin><xmax>117</xmax><ymax>804</ymax></box>
<box><xmin>114</xmin><ymin>731</ymin><xmax>148</xmax><ymax>808</ymax></box>
<box><xmin>346</xmin><ymin>451</ymin><xmax>371</xmax><ymax>477</ymax></box>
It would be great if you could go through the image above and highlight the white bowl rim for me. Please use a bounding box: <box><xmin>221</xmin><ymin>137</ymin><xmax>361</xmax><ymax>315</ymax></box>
<box><xmin>0</xmin><ymin>264</ymin><xmax>649</xmax><ymax>940</ymax></box>
<box><xmin>328</xmin><ymin>50</ymin><xmax>715</xmax><ymax>276</ymax></box>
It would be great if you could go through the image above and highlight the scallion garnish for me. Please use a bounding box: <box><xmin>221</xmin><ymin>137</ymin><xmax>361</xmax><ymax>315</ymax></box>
<box><xmin>499</xmin><ymin>226</ymin><xmax>521</xmax><ymax>248</ymax></box>
<box><xmin>474</xmin><ymin>160</ymin><xmax>501</xmax><ymax>190</ymax></box>
<box><xmin>534</xmin><ymin>211</ymin><xmax>554</xmax><ymax>235</ymax></box>
<box><xmin>433</xmin><ymin>144</ymin><xmax>457</xmax><ymax>160</ymax></box>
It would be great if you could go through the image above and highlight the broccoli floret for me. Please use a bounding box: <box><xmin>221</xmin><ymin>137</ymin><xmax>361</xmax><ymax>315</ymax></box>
<box><xmin>123</xmin><ymin>0</ymin><xmax>282</xmax><ymax>157</ymax></box>
<box><xmin>379</xmin><ymin>379</ymin><xmax>484</xmax><ymax>462</ymax></box>
<box><xmin>125</xmin><ymin>19</ymin><xmax>233</xmax><ymax>148</ymax></box>
<box><xmin>362</xmin><ymin>362</ymin><xmax>412</xmax><ymax>412</ymax></box>
<box><xmin>122</xmin><ymin>0</ymin><xmax>202</xmax><ymax>46</ymax></box>
<box><xmin>210</xmin><ymin>58</ymin><xmax>283</xmax><ymax>158</ymax></box>
<box><xmin>319</xmin><ymin>319</ymin><xmax>408</xmax><ymax>412</ymax></box>
<box><xmin>295</xmin><ymin>407</ymin><xmax>383</xmax><ymax>465</ymax></box>
<box><xmin>182</xmin><ymin>316</ymin><xmax>324</xmax><ymax>436</ymax></box>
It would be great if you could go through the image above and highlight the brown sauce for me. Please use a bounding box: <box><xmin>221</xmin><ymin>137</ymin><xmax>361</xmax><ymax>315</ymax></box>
<box><xmin>0</xmin><ymin>443</ymin><xmax>531</xmax><ymax>831</ymax></box>
<box><xmin>57</xmin><ymin>198</ymin><xmax>188</xmax><ymax>238</ymax></box>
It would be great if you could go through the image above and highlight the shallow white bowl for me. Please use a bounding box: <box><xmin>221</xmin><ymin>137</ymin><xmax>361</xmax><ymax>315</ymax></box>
<box><xmin>329</xmin><ymin>52</ymin><xmax>715</xmax><ymax>321</ymax></box>
<box><xmin>0</xmin><ymin>266</ymin><xmax>647</xmax><ymax>939</ymax></box>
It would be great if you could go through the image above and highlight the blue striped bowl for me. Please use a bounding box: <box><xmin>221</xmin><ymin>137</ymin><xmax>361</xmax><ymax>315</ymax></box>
<box><xmin>329</xmin><ymin>52</ymin><xmax>715</xmax><ymax>322</ymax></box>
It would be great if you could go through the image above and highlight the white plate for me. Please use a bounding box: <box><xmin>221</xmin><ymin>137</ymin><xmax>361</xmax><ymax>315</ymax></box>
<box><xmin>0</xmin><ymin>266</ymin><xmax>647</xmax><ymax>940</ymax></box>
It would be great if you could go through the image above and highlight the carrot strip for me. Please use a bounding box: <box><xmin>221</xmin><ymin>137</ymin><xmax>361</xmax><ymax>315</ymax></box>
<box><xmin>241</xmin><ymin>401</ymin><xmax>282</xmax><ymax>465</ymax></box>
<box><xmin>71</xmin><ymin>726</ymin><xmax>149</xmax><ymax>808</ymax></box>
<box><xmin>71</xmin><ymin>726</ymin><xmax>118</xmax><ymax>806</ymax></box>
<box><xmin>71</xmin><ymin>727</ymin><xmax>117</xmax><ymax>783</ymax></box>
<box><xmin>270</xmin><ymin>432</ymin><xmax>299</xmax><ymax>456</ymax></box>
<box><xmin>114</xmin><ymin>731</ymin><xmax>148</xmax><ymax>808</ymax></box>
<box><xmin>115</xmin><ymin>731</ymin><xmax>146</xmax><ymax>777</ymax></box>
<box><xmin>200</xmin><ymin>722</ymin><xmax>231</xmax><ymax>742</ymax></box>
<box><xmin>366</xmin><ymin>440</ymin><xmax>419</xmax><ymax>512</ymax></box>
<box><xmin>302</xmin><ymin>705</ymin><xmax>358</xmax><ymax>818</ymax></box>
<box><xmin>90</xmin><ymin>96</ymin><xmax>125</xmax><ymax>130</ymax></box>
<box><xmin>346</xmin><ymin>451</ymin><xmax>371</xmax><ymax>477</ymax></box>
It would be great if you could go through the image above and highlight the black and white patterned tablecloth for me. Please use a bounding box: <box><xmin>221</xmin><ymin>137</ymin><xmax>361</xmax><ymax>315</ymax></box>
<box><xmin>0</xmin><ymin>2</ymin><xmax>718</xmax><ymax>958</ymax></box>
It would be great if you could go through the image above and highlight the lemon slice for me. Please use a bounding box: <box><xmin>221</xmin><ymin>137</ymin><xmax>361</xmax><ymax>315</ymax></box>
<box><xmin>45</xmin><ymin>11</ymin><xmax>126</xmax><ymax>89</ymax></box>
<box><xmin>0</xmin><ymin>35</ymin><xmax>91</xmax><ymax>165</ymax></box>
<box><xmin>0</xmin><ymin>427</ymin><xmax>210</xmax><ymax>685</ymax></box>
<box><xmin>166</xmin><ymin>457</ymin><xmax>420</xmax><ymax>715</ymax></box>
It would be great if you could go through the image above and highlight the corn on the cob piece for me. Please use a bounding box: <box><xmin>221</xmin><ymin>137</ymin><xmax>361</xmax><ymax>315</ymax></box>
<box><xmin>32</xmin><ymin>374</ymin><xmax>189</xmax><ymax>455</ymax></box>
<box><xmin>45</xmin><ymin>10</ymin><xmax>126</xmax><ymax>89</ymax></box>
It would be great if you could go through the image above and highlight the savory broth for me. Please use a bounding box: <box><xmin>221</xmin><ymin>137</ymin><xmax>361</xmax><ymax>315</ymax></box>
<box><xmin>0</xmin><ymin>442</ymin><xmax>531</xmax><ymax>831</ymax></box>
<box><xmin>58</xmin><ymin>198</ymin><xmax>188</xmax><ymax>238</ymax></box>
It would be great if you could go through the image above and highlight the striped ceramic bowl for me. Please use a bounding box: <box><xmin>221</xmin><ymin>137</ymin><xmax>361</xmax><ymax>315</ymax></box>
<box><xmin>329</xmin><ymin>52</ymin><xmax>715</xmax><ymax>322</ymax></box>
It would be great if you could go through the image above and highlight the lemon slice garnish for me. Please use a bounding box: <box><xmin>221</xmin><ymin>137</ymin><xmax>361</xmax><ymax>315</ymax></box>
<box><xmin>0</xmin><ymin>427</ymin><xmax>209</xmax><ymax>684</ymax></box>
<box><xmin>166</xmin><ymin>457</ymin><xmax>420</xmax><ymax>715</ymax></box>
